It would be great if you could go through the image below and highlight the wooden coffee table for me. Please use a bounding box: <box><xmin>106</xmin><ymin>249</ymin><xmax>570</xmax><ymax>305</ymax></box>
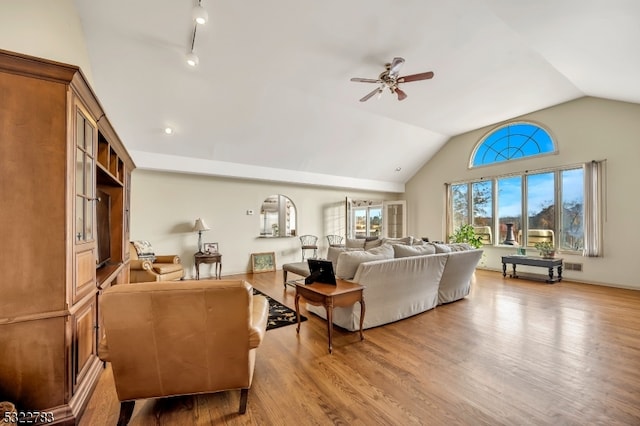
<box><xmin>295</xmin><ymin>279</ymin><xmax>365</xmax><ymax>354</ymax></box>
<box><xmin>502</xmin><ymin>255</ymin><xmax>563</xmax><ymax>283</ymax></box>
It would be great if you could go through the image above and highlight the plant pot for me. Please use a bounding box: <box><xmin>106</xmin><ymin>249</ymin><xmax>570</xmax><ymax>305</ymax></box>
<box><xmin>540</xmin><ymin>250</ymin><xmax>555</xmax><ymax>259</ymax></box>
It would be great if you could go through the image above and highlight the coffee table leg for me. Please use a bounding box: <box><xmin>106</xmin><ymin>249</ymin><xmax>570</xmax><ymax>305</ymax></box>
<box><xmin>557</xmin><ymin>265</ymin><xmax>563</xmax><ymax>281</ymax></box>
<box><xmin>326</xmin><ymin>300</ymin><xmax>334</xmax><ymax>354</ymax></box>
<box><xmin>359</xmin><ymin>296</ymin><xmax>365</xmax><ymax>341</ymax></box>
<box><xmin>548</xmin><ymin>267</ymin><xmax>554</xmax><ymax>283</ymax></box>
<box><xmin>502</xmin><ymin>262</ymin><xmax>507</xmax><ymax>277</ymax></box>
<box><xmin>295</xmin><ymin>293</ymin><xmax>301</xmax><ymax>333</ymax></box>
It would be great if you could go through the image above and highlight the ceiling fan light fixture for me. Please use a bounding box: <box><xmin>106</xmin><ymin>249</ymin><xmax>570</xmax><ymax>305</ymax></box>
<box><xmin>186</xmin><ymin>52</ymin><xmax>199</xmax><ymax>67</ymax></box>
<box><xmin>192</xmin><ymin>5</ymin><xmax>208</xmax><ymax>25</ymax></box>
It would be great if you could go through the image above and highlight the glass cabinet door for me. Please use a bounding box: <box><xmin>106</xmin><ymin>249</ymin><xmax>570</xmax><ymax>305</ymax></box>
<box><xmin>383</xmin><ymin>200</ymin><xmax>407</xmax><ymax>238</ymax></box>
<box><xmin>75</xmin><ymin>109</ymin><xmax>96</xmax><ymax>242</ymax></box>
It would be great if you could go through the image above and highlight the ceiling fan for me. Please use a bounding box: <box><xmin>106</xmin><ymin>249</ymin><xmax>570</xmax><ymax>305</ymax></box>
<box><xmin>350</xmin><ymin>57</ymin><xmax>434</xmax><ymax>102</ymax></box>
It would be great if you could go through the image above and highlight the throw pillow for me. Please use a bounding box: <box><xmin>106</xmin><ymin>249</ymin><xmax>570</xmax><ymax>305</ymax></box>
<box><xmin>381</xmin><ymin>236</ymin><xmax>413</xmax><ymax>246</ymax></box>
<box><xmin>364</xmin><ymin>238</ymin><xmax>383</xmax><ymax>250</ymax></box>
<box><xmin>447</xmin><ymin>243</ymin><xmax>473</xmax><ymax>252</ymax></box>
<box><xmin>430</xmin><ymin>243</ymin><xmax>452</xmax><ymax>253</ymax></box>
<box><xmin>336</xmin><ymin>244</ymin><xmax>394</xmax><ymax>280</ymax></box>
<box><xmin>132</xmin><ymin>240</ymin><xmax>156</xmax><ymax>262</ymax></box>
<box><xmin>345</xmin><ymin>238</ymin><xmax>366</xmax><ymax>249</ymax></box>
<box><xmin>326</xmin><ymin>246</ymin><xmax>363</xmax><ymax>269</ymax></box>
<box><xmin>393</xmin><ymin>244</ymin><xmax>437</xmax><ymax>258</ymax></box>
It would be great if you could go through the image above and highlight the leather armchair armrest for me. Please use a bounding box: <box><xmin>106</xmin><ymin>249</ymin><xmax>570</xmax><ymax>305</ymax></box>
<box><xmin>98</xmin><ymin>336</ymin><xmax>110</xmax><ymax>362</ymax></box>
<box><xmin>130</xmin><ymin>259</ymin><xmax>155</xmax><ymax>272</ymax></box>
<box><xmin>155</xmin><ymin>255</ymin><xmax>181</xmax><ymax>264</ymax></box>
<box><xmin>249</xmin><ymin>295</ymin><xmax>269</xmax><ymax>349</ymax></box>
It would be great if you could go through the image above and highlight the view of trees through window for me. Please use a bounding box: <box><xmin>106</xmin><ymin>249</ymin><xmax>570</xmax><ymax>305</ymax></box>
<box><xmin>450</xmin><ymin>167</ymin><xmax>584</xmax><ymax>251</ymax></box>
<box><xmin>353</xmin><ymin>206</ymin><xmax>382</xmax><ymax>238</ymax></box>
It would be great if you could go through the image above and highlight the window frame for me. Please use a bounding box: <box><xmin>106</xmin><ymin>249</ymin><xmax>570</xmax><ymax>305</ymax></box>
<box><xmin>470</xmin><ymin>121</ymin><xmax>558</xmax><ymax>168</ymax></box>
<box><xmin>448</xmin><ymin>164</ymin><xmax>585</xmax><ymax>255</ymax></box>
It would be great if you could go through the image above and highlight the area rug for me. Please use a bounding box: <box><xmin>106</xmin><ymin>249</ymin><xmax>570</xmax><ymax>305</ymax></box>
<box><xmin>253</xmin><ymin>288</ymin><xmax>307</xmax><ymax>330</ymax></box>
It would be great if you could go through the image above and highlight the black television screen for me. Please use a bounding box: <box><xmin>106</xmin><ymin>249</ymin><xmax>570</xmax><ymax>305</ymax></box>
<box><xmin>96</xmin><ymin>188</ymin><xmax>111</xmax><ymax>268</ymax></box>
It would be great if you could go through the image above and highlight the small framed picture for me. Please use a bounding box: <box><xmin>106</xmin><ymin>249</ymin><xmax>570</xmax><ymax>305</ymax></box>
<box><xmin>203</xmin><ymin>242</ymin><xmax>219</xmax><ymax>254</ymax></box>
<box><xmin>251</xmin><ymin>252</ymin><xmax>276</xmax><ymax>273</ymax></box>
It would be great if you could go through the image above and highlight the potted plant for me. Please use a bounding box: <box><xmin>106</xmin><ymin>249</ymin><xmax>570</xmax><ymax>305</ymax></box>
<box><xmin>534</xmin><ymin>241</ymin><xmax>555</xmax><ymax>258</ymax></box>
<box><xmin>449</xmin><ymin>224</ymin><xmax>483</xmax><ymax>249</ymax></box>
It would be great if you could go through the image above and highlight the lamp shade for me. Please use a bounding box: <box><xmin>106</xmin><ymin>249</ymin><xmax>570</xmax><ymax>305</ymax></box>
<box><xmin>193</xmin><ymin>218</ymin><xmax>210</xmax><ymax>232</ymax></box>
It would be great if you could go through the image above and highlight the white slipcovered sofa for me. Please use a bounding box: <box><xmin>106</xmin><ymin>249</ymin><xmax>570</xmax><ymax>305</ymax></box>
<box><xmin>306</xmin><ymin>240</ymin><xmax>483</xmax><ymax>331</ymax></box>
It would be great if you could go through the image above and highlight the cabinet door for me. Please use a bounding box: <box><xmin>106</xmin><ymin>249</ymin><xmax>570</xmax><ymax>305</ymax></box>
<box><xmin>74</xmin><ymin>104</ymin><xmax>97</xmax><ymax>244</ymax></box>
<box><xmin>73</xmin><ymin>101</ymin><xmax>98</xmax><ymax>303</ymax></box>
<box><xmin>71</xmin><ymin>297</ymin><xmax>97</xmax><ymax>394</ymax></box>
<box><xmin>383</xmin><ymin>200</ymin><xmax>407</xmax><ymax>238</ymax></box>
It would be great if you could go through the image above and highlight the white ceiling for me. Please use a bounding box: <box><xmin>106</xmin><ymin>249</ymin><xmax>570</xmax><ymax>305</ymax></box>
<box><xmin>74</xmin><ymin>0</ymin><xmax>640</xmax><ymax>192</ymax></box>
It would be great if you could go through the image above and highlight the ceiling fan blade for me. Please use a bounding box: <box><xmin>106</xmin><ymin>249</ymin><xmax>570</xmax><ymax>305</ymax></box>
<box><xmin>360</xmin><ymin>87</ymin><xmax>382</xmax><ymax>102</ymax></box>
<box><xmin>389</xmin><ymin>57</ymin><xmax>405</xmax><ymax>77</ymax></box>
<box><xmin>350</xmin><ymin>77</ymin><xmax>381</xmax><ymax>83</ymax></box>
<box><xmin>398</xmin><ymin>71</ymin><xmax>434</xmax><ymax>83</ymax></box>
<box><xmin>395</xmin><ymin>87</ymin><xmax>407</xmax><ymax>101</ymax></box>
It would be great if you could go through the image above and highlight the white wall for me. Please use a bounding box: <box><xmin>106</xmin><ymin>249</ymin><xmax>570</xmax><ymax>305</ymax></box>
<box><xmin>0</xmin><ymin>0</ymin><xmax>93</xmax><ymax>83</ymax></box>
<box><xmin>131</xmin><ymin>170</ymin><xmax>398</xmax><ymax>278</ymax></box>
<box><xmin>405</xmin><ymin>96</ymin><xmax>640</xmax><ymax>289</ymax></box>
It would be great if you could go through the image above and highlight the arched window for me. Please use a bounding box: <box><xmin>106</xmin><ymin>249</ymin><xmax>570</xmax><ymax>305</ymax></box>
<box><xmin>471</xmin><ymin>122</ymin><xmax>556</xmax><ymax>167</ymax></box>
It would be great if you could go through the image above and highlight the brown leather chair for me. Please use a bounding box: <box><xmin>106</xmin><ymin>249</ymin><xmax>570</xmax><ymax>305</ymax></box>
<box><xmin>98</xmin><ymin>279</ymin><xmax>269</xmax><ymax>425</ymax></box>
<box><xmin>129</xmin><ymin>241</ymin><xmax>184</xmax><ymax>282</ymax></box>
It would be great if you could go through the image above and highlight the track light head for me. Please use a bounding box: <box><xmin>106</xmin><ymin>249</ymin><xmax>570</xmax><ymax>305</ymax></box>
<box><xmin>192</xmin><ymin>5</ymin><xmax>208</xmax><ymax>25</ymax></box>
<box><xmin>186</xmin><ymin>52</ymin><xmax>199</xmax><ymax>67</ymax></box>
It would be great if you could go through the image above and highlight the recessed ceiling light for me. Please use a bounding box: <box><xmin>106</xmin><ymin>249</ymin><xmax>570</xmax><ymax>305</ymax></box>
<box><xmin>395</xmin><ymin>167</ymin><xmax>402</xmax><ymax>172</ymax></box>
<box><xmin>164</xmin><ymin>127</ymin><xmax>174</xmax><ymax>135</ymax></box>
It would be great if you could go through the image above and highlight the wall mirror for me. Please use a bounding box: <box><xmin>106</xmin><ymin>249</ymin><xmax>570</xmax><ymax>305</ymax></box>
<box><xmin>259</xmin><ymin>194</ymin><xmax>297</xmax><ymax>237</ymax></box>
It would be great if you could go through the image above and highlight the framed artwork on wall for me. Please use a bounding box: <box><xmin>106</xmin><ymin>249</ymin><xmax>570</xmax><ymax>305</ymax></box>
<box><xmin>203</xmin><ymin>242</ymin><xmax>219</xmax><ymax>254</ymax></box>
<box><xmin>251</xmin><ymin>252</ymin><xmax>276</xmax><ymax>273</ymax></box>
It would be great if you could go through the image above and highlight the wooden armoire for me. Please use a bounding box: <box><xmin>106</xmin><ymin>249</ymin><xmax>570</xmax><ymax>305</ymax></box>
<box><xmin>0</xmin><ymin>49</ymin><xmax>134</xmax><ymax>424</ymax></box>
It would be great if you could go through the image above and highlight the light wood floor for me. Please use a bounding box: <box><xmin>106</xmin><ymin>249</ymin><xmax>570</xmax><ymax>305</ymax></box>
<box><xmin>80</xmin><ymin>270</ymin><xmax>640</xmax><ymax>425</ymax></box>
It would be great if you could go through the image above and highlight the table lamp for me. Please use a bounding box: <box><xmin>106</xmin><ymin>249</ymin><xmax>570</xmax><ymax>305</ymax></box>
<box><xmin>193</xmin><ymin>218</ymin><xmax>210</xmax><ymax>253</ymax></box>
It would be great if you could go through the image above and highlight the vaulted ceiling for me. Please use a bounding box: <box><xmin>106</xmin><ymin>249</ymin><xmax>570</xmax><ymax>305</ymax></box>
<box><xmin>74</xmin><ymin>0</ymin><xmax>640</xmax><ymax>192</ymax></box>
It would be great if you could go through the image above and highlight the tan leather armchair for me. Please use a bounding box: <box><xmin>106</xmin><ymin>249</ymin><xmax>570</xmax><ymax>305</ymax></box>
<box><xmin>98</xmin><ymin>279</ymin><xmax>269</xmax><ymax>425</ymax></box>
<box><xmin>129</xmin><ymin>241</ymin><xmax>184</xmax><ymax>282</ymax></box>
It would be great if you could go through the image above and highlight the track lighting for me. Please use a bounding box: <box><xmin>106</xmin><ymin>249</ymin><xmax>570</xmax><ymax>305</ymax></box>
<box><xmin>192</xmin><ymin>4</ymin><xmax>208</xmax><ymax>25</ymax></box>
<box><xmin>186</xmin><ymin>52</ymin><xmax>199</xmax><ymax>67</ymax></box>
<box><xmin>185</xmin><ymin>1</ymin><xmax>207</xmax><ymax>67</ymax></box>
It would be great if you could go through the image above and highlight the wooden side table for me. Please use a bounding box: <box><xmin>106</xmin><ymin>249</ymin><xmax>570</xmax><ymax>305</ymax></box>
<box><xmin>295</xmin><ymin>279</ymin><xmax>365</xmax><ymax>354</ymax></box>
<box><xmin>194</xmin><ymin>252</ymin><xmax>222</xmax><ymax>280</ymax></box>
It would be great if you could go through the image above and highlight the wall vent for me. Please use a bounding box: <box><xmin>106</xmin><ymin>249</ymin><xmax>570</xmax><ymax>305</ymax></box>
<box><xmin>564</xmin><ymin>262</ymin><xmax>583</xmax><ymax>272</ymax></box>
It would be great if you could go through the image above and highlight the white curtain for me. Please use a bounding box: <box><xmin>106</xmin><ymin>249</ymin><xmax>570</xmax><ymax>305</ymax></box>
<box><xmin>445</xmin><ymin>183</ymin><xmax>453</xmax><ymax>239</ymax></box>
<box><xmin>583</xmin><ymin>160</ymin><xmax>606</xmax><ymax>257</ymax></box>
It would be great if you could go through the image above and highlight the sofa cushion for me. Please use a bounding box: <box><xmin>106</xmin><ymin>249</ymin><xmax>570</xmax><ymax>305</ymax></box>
<box><xmin>152</xmin><ymin>263</ymin><xmax>184</xmax><ymax>274</ymax></box>
<box><xmin>430</xmin><ymin>243</ymin><xmax>452</xmax><ymax>253</ymax></box>
<box><xmin>326</xmin><ymin>246</ymin><xmax>363</xmax><ymax>269</ymax></box>
<box><xmin>381</xmin><ymin>236</ymin><xmax>413</xmax><ymax>246</ymax></box>
<box><xmin>393</xmin><ymin>243</ymin><xmax>437</xmax><ymax>258</ymax></box>
<box><xmin>345</xmin><ymin>238</ymin><xmax>366</xmax><ymax>249</ymax></box>
<box><xmin>336</xmin><ymin>244</ymin><xmax>394</xmax><ymax>279</ymax></box>
<box><xmin>447</xmin><ymin>243</ymin><xmax>474</xmax><ymax>252</ymax></box>
<box><xmin>364</xmin><ymin>238</ymin><xmax>383</xmax><ymax>250</ymax></box>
